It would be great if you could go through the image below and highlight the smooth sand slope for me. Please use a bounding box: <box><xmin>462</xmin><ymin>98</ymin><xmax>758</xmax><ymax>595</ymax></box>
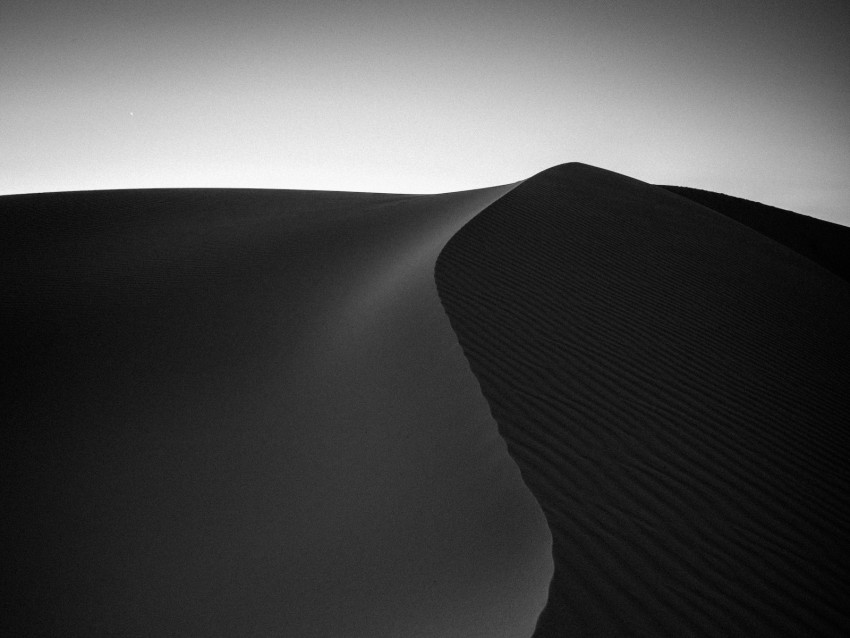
<box><xmin>435</xmin><ymin>163</ymin><xmax>850</xmax><ymax>636</ymax></box>
<box><xmin>2</xmin><ymin>187</ymin><xmax>552</xmax><ymax>636</ymax></box>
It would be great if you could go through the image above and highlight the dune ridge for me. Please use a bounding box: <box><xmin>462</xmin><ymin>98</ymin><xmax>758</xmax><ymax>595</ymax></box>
<box><xmin>435</xmin><ymin>163</ymin><xmax>850</xmax><ymax>636</ymax></box>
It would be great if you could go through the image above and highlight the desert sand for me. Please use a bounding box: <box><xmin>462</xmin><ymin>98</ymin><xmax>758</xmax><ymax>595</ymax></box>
<box><xmin>4</xmin><ymin>163</ymin><xmax>849</xmax><ymax>636</ymax></box>
<box><xmin>436</xmin><ymin>163</ymin><xmax>850</xmax><ymax>636</ymax></box>
<box><xmin>661</xmin><ymin>185</ymin><xmax>850</xmax><ymax>283</ymax></box>
<box><xmin>3</xmin><ymin>187</ymin><xmax>551</xmax><ymax>636</ymax></box>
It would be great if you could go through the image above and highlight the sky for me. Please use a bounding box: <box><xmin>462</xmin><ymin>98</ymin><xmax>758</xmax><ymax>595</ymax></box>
<box><xmin>2</xmin><ymin>0</ymin><xmax>849</xmax><ymax>224</ymax></box>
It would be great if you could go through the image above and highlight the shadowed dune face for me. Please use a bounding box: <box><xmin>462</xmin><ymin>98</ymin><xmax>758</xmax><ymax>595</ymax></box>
<box><xmin>2</xmin><ymin>187</ymin><xmax>552</xmax><ymax>636</ymax></box>
<box><xmin>435</xmin><ymin>163</ymin><xmax>850</xmax><ymax>636</ymax></box>
<box><xmin>660</xmin><ymin>185</ymin><xmax>850</xmax><ymax>284</ymax></box>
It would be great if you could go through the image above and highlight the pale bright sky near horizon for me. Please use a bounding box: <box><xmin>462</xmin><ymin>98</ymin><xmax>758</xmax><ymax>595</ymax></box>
<box><xmin>2</xmin><ymin>0</ymin><xmax>849</xmax><ymax>224</ymax></box>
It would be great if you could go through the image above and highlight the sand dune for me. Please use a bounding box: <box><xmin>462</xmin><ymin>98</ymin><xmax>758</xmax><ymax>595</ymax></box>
<box><xmin>435</xmin><ymin>163</ymin><xmax>850</xmax><ymax>636</ymax></box>
<box><xmin>2</xmin><ymin>186</ymin><xmax>551</xmax><ymax>636</ymax></box>
<box><xmin>660</xmin><ymin>185</ymin><xmax>850</xmax><ymax>283</ymax></box>
<box><xmin>6</xmin><ymin>164</ymin><xmax>849</xmax><ymax>637</ymax></box>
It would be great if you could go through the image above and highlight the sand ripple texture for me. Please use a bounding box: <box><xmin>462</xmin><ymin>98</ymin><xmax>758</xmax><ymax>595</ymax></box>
<box><xmin>435</xmin><ymin>163</ymin><xmax>850</xmax><ymax>637</ymax></box>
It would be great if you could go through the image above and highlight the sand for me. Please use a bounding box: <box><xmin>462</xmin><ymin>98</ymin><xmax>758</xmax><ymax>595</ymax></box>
<box><xmin>661</xmin><ymin>185</ymin><xmax>850</xmax><ymax>283</ymax></box>
<box><xmin>435</xmin><ymin>163</ymin><xmax>850</xmax><ymax>636</ymax></box>
<box><xmin>6</xmin><ymin>163</ymin><xmax>849</xmax><ymax>637</ymax></box>
<box><xmin>2</xmin><ymin>186</ymin><xmax>551</xmax><ymax>637</ymax></box>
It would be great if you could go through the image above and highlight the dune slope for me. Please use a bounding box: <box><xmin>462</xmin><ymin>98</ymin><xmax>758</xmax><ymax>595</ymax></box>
<box><xmin>2</xmin><ymin>186</ymin><xmax>552</xmax><ymax>637</ymax></box>
<box><xmin>435</xmin><ymin>163</ymin><xmax>850</xmax><ymax>636</ymax></box>
<box><xmin>661</xmin><ymin>185</ymin><xmax>850</xmax><ymax>283</ymax></box>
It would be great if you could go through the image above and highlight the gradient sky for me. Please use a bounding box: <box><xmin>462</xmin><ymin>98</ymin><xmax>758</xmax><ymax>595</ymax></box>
<box><xmin>2</xmin><ymin>0</ymin><xmax>848</xmax><ymax>224</ymax></box>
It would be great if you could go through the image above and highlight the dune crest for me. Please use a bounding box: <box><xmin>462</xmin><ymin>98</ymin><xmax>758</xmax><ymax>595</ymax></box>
<box><xmin>435</xmin><ymin>163</ymin><xmax>850</xmax><ymax>636</ymax></box>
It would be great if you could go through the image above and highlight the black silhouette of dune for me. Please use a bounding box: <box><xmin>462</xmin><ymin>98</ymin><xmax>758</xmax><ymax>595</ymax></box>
<box><xmin>2</xmin><ymin>186</ymin><xmax>552</xmax><ymax>637</ymax></box>
<box><xmin>435</xmin><ymin>163</ymin><xmax>850</xmax><ymax>636</ymax></box>
<box><xmin>660</xmin><ymin>185</ymin><xmax>850</xmax><ymax>283</ymax></box>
